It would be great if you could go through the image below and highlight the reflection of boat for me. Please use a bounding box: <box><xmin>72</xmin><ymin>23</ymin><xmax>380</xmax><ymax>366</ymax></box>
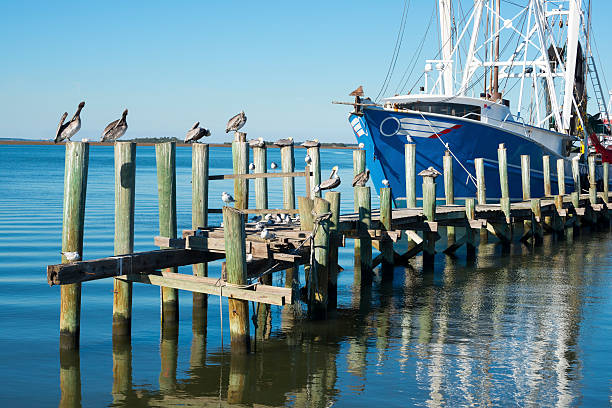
<box><xmin>342</xmin><ymin>1</ymin><xmax>609</xmax><ymax>203</ymax></box>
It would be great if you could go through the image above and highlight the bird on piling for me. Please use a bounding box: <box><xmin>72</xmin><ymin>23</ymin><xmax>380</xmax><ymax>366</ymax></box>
<box><xmin>350</xmin><ymin>85</ymin><xmax>364</xmax><ymax>97</ymax></box>
<box><xmin>185</xmin><ymin>122</ymin><xmax>211</xmax><ymax>143</ymax></box>
<box><xmin>270</xmin><ymin>162</ymin><xmax>278</xmax><ymax>170</ymax></box>
<box><xmin>61</xmin><ymin>251</ymin><xmax>81</xmax><ymax>262</ymax></box>
<box><xmin>382</xmin><ymin>179</ymin><xmax>390</xmax><ymax>187</ymax></box>
<box><xmin>314</xmin><ymin>165</ymin><xmax>341</xmax><ymax>193</ymax></box>
<box><xmin>249</xmin><ymin>137</ymin><xmax>265</xmax><ymax>148</ymax></box>
<box><xmin>260</xmin><ymin>228</ymin><xmax>276</xmax><ymax>241</ymax></box>
<box><xmin>301</xmin><ymin>139</ymin><xmax>320</xmax><ymax>148</ymax></box>
<box><xmin>225</xmin><ymin>111</ymin><xmax>247</xmax><ymax>133</ymax></box>
<box><xmin>55</xmin><ymin>101</ymin><xmax>85</xmax><ymax>143</ymax></box>
<box><xmin>275</xmin><ymin>137</ymin><xmax>293</xmax><ymax>146</ymax></box>
<box><xmin>352</xmin><ymin>169</ymin><xmax>370</xmax><ymax>187</ymax></box>
<box><xmin>305</xmin><ymin>154</ymin><xmax>312</xmax><ymax>165</ymax></box>
<box><xmin>221</xmin><ymin>191</ymin><xmax>235</xmax><ymax>204</ymax></box>
<box><xmin>101</xmin><ymin>109</ymin><xmax>128</xmax><ymax>142</ymax></box>
<box><xmin>358</xmin><ymin>142</ymin><xmax>365</xmax><ymax>149</ymax></box>
<box><xmin>249</xmin><ymin>162</ymin><xmax>256</xmax><ymax>171</ymax></box>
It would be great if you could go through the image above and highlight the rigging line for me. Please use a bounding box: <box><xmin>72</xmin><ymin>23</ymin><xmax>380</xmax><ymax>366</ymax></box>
<box><xmin>379</xmin><ymin>0</ymin><xmax>411</xmax><ymax>99</ymax></box>
<box><xmin>500</xmin><ymin>8</ymin><xmax>528</xmax><ymax>93</ymax></box>
<box><xmin>375</xmin><ymin>0</ymin><xmax>410</xmax><ymax>102</ymax></box>
<box><xmin>590</xmin><ymin>28</ymin><xmax>611</xmax><ymax>110</ymax></box>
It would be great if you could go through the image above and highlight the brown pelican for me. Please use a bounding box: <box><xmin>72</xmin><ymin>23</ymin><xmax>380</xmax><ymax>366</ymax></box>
<box><xmin>314</xmin><ymin>165</ymin><xmax>340</xmax><ymax>193</ymax></box>
<box><xmin>225</xmin><ymin>111</ymin><xmax>247</xmax><ymax>133</ymax></box>
<box><xmin>352</xmin><ymin>169</ymin><xmax>370</xmax><ymax>187</ymax></box>
<box><xmin>418</xmin><ymin>167</ymin><xmax>441</xmax><ymax>178</ymax></box>
<box><xmin>185</xmin><ymin>122</ymin><xmax>210</xmax><ymax>143</ymax></box>
<box><xmin>249</xmin><ymin>137</ymin><xmax>265</xmax><ymax>148</ymax></box>
<box><xmin>101</xmin><ymin>109</ymin><xmax>128</xmax><ymax>142</ymax></box>
<box><xmin>349</xmin><ymin>86</ymin><xmax>364</xmax><ymax>96</ymax></box>
<box><xmin>55</xmin><ymin>101</ymin><xmax>85</xmax><ymax>143</ymax></box>
<box><xmin>301</xmin><ymin>139</ymin><xmax>320</xmax><ymax>148</ymax></box>
<box><xmin>275</xmin><ymin>138</ymin><xmax>293</xmax><ymax>146</ymax></box>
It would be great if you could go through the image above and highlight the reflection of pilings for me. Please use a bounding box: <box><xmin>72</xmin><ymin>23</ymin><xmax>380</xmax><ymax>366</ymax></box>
<box><xmin>227</xmin><ymin>353</ymin><xmax>247</xmax><ymax>405</ymax></box>
<box><xmin>159</xmin><ymin>330</ymin><xmax>178</xmax><ymax>393</ymax></box>
<box><xmin>256</xmin><ymin>274</ymin><xmax>272</xmax><ymax>341</ymax></box>
<box><xmin>59</xmin><ymin>348</ymin><xmax>81</xmax><ymax>408</ymax></box>
<box><xmin>190</xmin><ymin>312</ymin><xmax>207</xmax><ymax>369</ymax></box>
<box><xmin>112</xmin><ymin>338</ymin><xmax>132</xmax><ymax>405</ymax></box>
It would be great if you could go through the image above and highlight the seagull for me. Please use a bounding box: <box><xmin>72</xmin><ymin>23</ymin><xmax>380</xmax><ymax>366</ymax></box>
<box><xmin>350</xmin><ymin>85</ymin><xmax>364</xmax><ymax>97</ymax></box>
<box><xmin>246</xmin><ymin>254</ymin><xmax>253</xmax><ymax>262</ymax></box>
<box><xmin>55</xmin><ymin>101</ymin><xmax>85</xmax><ymax>143</ymax></box>
<box><xmin>270</xmin><ymin>162</ymin><xmax>278</xmax><ymax>170</ymax></box>
<box><xmin>276</xmin><ymin>138</ymin><xmax>293</xmax><ymax>146</ymax></box>
<box><xmin>255</xmin><ymin>221</ymin><xmax>266</xmax><ymax>231</ymax></box>
<box><xmin>225</xmin><ymin>111</ymin><xmax>247</xmax><ymax>133</ymax></box>
<box><xmin>184</xmin><ymin>122</ymin><xmax>211</xmax><ymax>143</ymax></box>
<box><xmin>249</xmin><ymin>162</ymin><xmax>256</xmax><ymax>171</ymax></box>
<box><xmin>249</xmin><ymin>137</ymin><xmax>264</xmax><ymax>148</ymax></box>
<box><xmin>352</xmin><ymin>169</ymin><xmax>370</xmax><ymax>187</ymax></box>
<box><xmin>250</xmin><ymin>215</ymin><xmax>262</xmax><ymax>222</ymax></box>
<box><xmin>314</xmin><ymin>166</ymin><xmax>341</xmax><ymax>193</ymax></box>
<box><xmin>358</xmin><ymin>142</ymin><xmax>365</xmax><ymax>149</ymax></box>
<box><xmin>222</xmin><ymin>192</ymin><xmax>235</xmax><ymax>204</ymax></box>
<box><xmin>61</xmin><ymin>251</ymin><xmax>81</xmax><ymax>262</ymax></box>
<box><xmin>305</xmin><ymin>154</ymin><xmax>312</xmax><ymax>165</ymax></box>
<box><xmin>260</xmin><ymin>228</ymin><xmax>276</xmax><ymax>240</ymax></box>
<box><xmin>101</xmin><ymin>109</ymin><xmax>128</xmax><ymax>142</ymax></box>
<box><xmin>301</xmin><ymin>140</ymin><xmax>320</xmax><ymax>148</ymax></box>
<box><xmin>382</xmin><ymin>179</ymin><xmax>390</xmax><ymax>187</ymax></box>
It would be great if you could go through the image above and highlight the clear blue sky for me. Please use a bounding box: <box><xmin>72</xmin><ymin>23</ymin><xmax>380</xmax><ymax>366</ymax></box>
<box><xmin>1</xmin><ymin>1</ymin><xmax>611</xmax><ymax>142</ymax></box>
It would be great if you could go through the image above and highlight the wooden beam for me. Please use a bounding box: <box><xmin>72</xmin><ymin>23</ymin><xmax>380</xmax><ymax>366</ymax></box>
<box><xmin>209</xmin><ymin>171</ymin><xmax>309</xmax><ymax>180</ymax></box>
<box><xmin>207</xmin><ymin>208</ymin><xmax>300</xmax><ymax>215</ymax></box>
<box><xmin>47</xmin><ymin>249</ymin><xmax>224</xmax><ymax>286</ymax></box>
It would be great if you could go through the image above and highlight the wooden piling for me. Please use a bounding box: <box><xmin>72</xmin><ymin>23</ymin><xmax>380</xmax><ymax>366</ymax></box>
<box><xmin>405</xmin><ymin>144</ymin><xmax>416</xmax><ymax>207</ymax></box>
<box><xmin>531</xmin><ymin>198</ymin><xmax>544</xmax><ymax>244</ymax></box>
<box><xmin>557</xmin><ymin>158</ymin><xmax>566</xmax><ymax>196</ymax></box>
<box><xmin>308</xmin><ymin>145</ymin><xmax>321</xmax><ymax>198</ymax></box>
<box><xmin>353</xmin><ymin>149</ymin><xmax>366</xmax><ymax>262</ymax></box>
<box><xmin>156</xmin><ymin>142</ymin><xmax>178</xmax><ymax>328</ymax></box>
<box><xmin>571</xmin><ymin>191</ymin><xmax>581</xmax><ymax>228</ymax></box>
<box><xmin>60</xmin><ymin>141</ymin><xmax>89</xmax><ymax>350</ymax></box>
<box><xmin>465</xmin><ymin>198</ymin><xmax>476</xmax><ymax>258</ymax></box>
<box><xmin>475</xmin><ymin>158</ymin><xmax>486</xmax><ymax>205</ymax></box>
<box><xmin>543</xmin><ymin>155</ymin><xmax>551</xmax><ymax>196</ymax></box>
<box><xmin>223</xmin><ymin>206</ymin><xmax>250</xmax><ymax>353</ymax></box>
<box><xmin>572</xmin><ymin>158</ymin><xmax>581</xmax><ymax>195</ymax></box>
<box><xmin>298</xmin><ymin>195</ymin><xmax>315</xmax><ymax>304</ymax></box>
<box><xmin>379</xmin><ymin>187</ymin><xmax>394</xmax><ymax>277</ymax></box>
<box><xmin>325</xmin><ymin>191</ymin><xmax>340</xmax><ymax>310</ymax></box>
<box><xmin>421</xmin><ymin>170</ymin><xmax>437</xmax><ymax>267</ymax></box>
<box><xmin>355</xmin><ymin>186</ymin><xmax>372</xmax><ymax>283</ymax></box>
<box><xmin>113</xmin><ymin>142</ymin><xmax>135</xmax><ymax>339</ymax></box>
<box><xmin>192</xmin><ymin>143</ymin><xmax>209</xmax><ymax>322</ymax></box>
<box><xmin>443</xmin><ymin>151</ymin><xmax>455</xmax><ymax>242</ymax></box>
<box><xmin>498</xmin><ymin>144</ymin><xmax>509</xmax><ymax>199</ymax></box>
<box><xmin>232</xmin><ymin>139</ymin><xmax>249</xmax><ymax>210</ymax></box>
<box><xmin>59</xmin><ymin>349</ymin><xmax>81</xmax><ymax>407</ymax></box>
<box><xmin>253</xmin><ymin>143</ymin><xmax>268</xmax><ymax>210</ymax></box>
<box><xmin>281</xmin><ymin>142</ymin><xmax>295</xmax><ymax>211</ymax></box>
<box><xmin>588</xmin><ymin>155</ymin><xmax>597</xmax><ymax>205</ymax></box>
<box><xmin>521</xmin><ymin>155</ymin><xmax>531</xmax><ymax>200</ymax></box>
<box><xmin>310</xmin><ymin>197</ymin><xmax>331</xmax><ymax>319</ymax></box>
<box><xmin>603</xmin><ymin>162</ymin><xmax>609</xmax><ymax>204</ymax></box>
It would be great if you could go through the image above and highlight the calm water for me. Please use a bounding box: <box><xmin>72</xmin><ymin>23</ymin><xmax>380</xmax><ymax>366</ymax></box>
<box><xmin>1</xmin><ymin>144</ymin><xmax>611</xmax><ymax>407</ymax></box>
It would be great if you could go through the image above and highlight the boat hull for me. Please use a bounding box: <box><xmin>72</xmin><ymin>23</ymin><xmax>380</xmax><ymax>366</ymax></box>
<box><xmin>350</xmin><ymin>108</ymin><xmax>577</xmax><ymax>205</ymax></box>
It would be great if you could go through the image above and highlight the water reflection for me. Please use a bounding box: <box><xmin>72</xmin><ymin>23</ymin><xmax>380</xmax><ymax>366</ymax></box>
<box><xmin>59</xmin><ymin>349</ymin><xmax>81</xmax><ymax>408</ymax></box>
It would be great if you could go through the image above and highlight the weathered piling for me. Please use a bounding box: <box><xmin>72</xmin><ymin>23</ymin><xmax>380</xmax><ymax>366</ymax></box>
<box><xmin>420</xmin><ymin>169</ymin><xmax>438</xmax><ymax>268</ymax></box>
<box><xmin>192</xmin><ymin>143</ymin><xmax>209</xmax><ymax>323</ymax></box>
<box><xmin>543</xmin><ymin>155</ymin><xmax>551</xmax><ymax>196</ymax></box>
<box><xmin>223</xmin><ymin>206</ymin><xmax>250</xmax><ymax>353</ymax></box>
<box><xmin>60</xmin><ymin>141</ymin><xmax>89</xmax><ymax>350</ymax></box>
<box><xmin>571</xmin><ymin>191</ymin><xmax>581</xmax><ymax>228</ymax></box>
<box><xmin>298</xmin><ymin>195</ymin><xmax>315</xmax><ymax>303</ymax></box>
<box><xmin>232</xmin><ymin>139</ymin><xmax>249</xmax><ymax>211</ymax></box>
<box><xmin>405</xmin><ymin>144</ymin><xmax>416</xmax><ymax>207</ymax></box>
<box><xmin>475</xmin><ymin>158</ymin><xmax>487</xmax><ymax>242</ymax></box>
<box><xmin>588</xmin><ymin>155</ymin><xmax>597</xmax><ymax>205</ymax></box>
<box><xmin>59</xmin><ymin>349</ymin><xmax>81</xmax><ymax>408</ymax></box>
<box><xmin>603</xmin><ymin>162</ymin><xmax>609</xmax><ymax>204</ymax></box>
<box><xmin>465</xmin><ymin>198</ymin><xmax>476</xmax><ymax>258</ymax></box>
<box><xmin>308</xmin><ymin>144</ymin><xmax>321</xmax><ymax>198</ymax></box>
<box><xmin>111</xmin><ymin>341</ymin><xmax>131</xmax><ymax>405</ymax></box>
<box><xmin>113</xmin><ymin>142</ymin><xmax>135</xmax><ymax>338</ymax></box>
<box><xmin>379</xmin><ymin>187</ymin><xmax>394</xmax><ymax>277</ymax></box>
<box><xmin>156</xmin><ymin>142</ymin><xmax>178</xmax><ymax>328</ymax></box>
<box><xmin>498</xmin><ymin>144</ymin><xmax>509</xmax><ymax>198</ymax></box>
<box><xmin>521</xmin><ymin>155</ymin><xmax>531</xmax><ymax>200</ymax></box>
<box><xmin>325</xmin><ymin>191</ymin><xmax>340</xmax><ymax>310</ymax></box>
<box><xmin>310</xmin><ymin>197</ymin><xmax>331</xmax><ymax>319</ymax></box>
<box><xmin>531</xmin><ymin>198</ymin><xmax>544</xmax><ymax>244</ymax></box>
<box><xmin>572</xmin><ymin>157</ymin><xmax>581</xmax><ymax>195</ymax></box>
<box><xmin>355</xmin><ymin>186</ymin><xmax>372</xmax><ymax>283</ymax></box>
<box><xmin>443</xmin><ymin>151</ymin><xmax>455</xmax><ymax>242</ymax></box>
<box><xmin>253</xmin><ymin>142</ymin><xmax>268</xmax><ymax>210</ymax></box>
<box><xmin>353</xmin><ymin>149</ymin><xmax>366</xmax><ymax>261</ymax></box>
<box><xmin>281</xmin><ymin>142</ymin><xmax>296</xmax><ymax>210</ymax></box>
<box><xmin>557</xmin><ymin>158</ymin><xmax>566</xmax><ymax>196</ymax></box>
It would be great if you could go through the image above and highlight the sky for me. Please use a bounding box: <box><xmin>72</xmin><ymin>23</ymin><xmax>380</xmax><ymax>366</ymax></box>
<box><xmin>1</xmin><ymin>1</ymin><xmax>611</xmax><ymax>143</ymax></box>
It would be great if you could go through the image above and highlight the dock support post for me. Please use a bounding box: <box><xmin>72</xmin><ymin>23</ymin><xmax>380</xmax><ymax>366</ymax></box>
<box><xmin>232</xmin><ymin>138</ymin><xmax>249</xmax><ymax>212</ymax></box>
<box><xmin>553</xmin><ymin>195</ymin><xmax>565</xmax><ymax>236</ymax></box>
<box><xmin>498</xmin><ymin>144</ymin><xmax>509</xmax><ymax>198</ymax></box>
<box><xmin>543</xmin><ymin>155</ymin><xmax>551</xmax><ymax>196</ymax></box>
<box><xmin>355</xmin><ymin>186</ymin><xmax>372</xmax><ymax>283</ymax></box>
<box><xmin>298</xmin><ymin>196</ymin><xmax>315</xmax><ymax>305</ymax></box>
<box><xmin>310</xmin><ymin>197</ymin><xmax>331</xmax><ymax>319</ymax></box>
<box><xmin>156</xmin><ymin>142</ymin><xmax>179</xmax><ymax>330</ymax></box>
<box><xmin>571</xmin><ymin>191</ymin><xmax>582</xmax><ymax>229</ymax></box>
<box><xmin>253</xmin><ymin>142</ymin><xmax>268</xmax><ymax>210</ymax></box>
<box><xmin>59</xmin><ymin>141</ymin><xmax>89</xmax><ymax>350</ymax></box>
<box><xmin>353</xmin><ymin>149</ymin><xmax>366</xmax><ymax>263</ymax></box>
<box><xmin>280</xmin><ymin>141</ymin><xmax>298</xmax><ymax>312</ymax></box>
<box><xmin>113</xmin><ymin>142</ymin><xmax>135</xmax><ymax>339</ymax></box>
<box><xmin>557</xmin><ymin>158</ymin><xmax>566</xmax><ymax>196</ymax></box>
<box><xmin>572</xmin><ymin>157</ymin><xmax>581</xmax><ymax>195</ymax></box>
<box><xmin>443</xmin><ymin>151</ymin><xmax>455</xmax><ymax>242</ymax></box>
<box><xmin>521</xmin><ymin>155</ymin><xmax>531</xmax><ymax>234</ymax></box>
<box><xmin>531</xmin><ymin>198</ymin><xmax>544</xmax><ymax>244</ymax></box>
<box><xmin>465</xmin><ymin>198</ymin><xmax>476</xmax><ymax>259</ymax></box>
<box><xmin>405</xmin><ymin>144</ymin><xmax>416</xmax><ymax>208</ymax></box>
<box><xmin>420</xmin><ymin>169</ymin><xmax>438</xmax><ymax>268</ymax></box>
<box><xmin>325</xmin><ymin>191</ymin><xmax>341</xmax><ymax>310</ymax></box>
<box><xmin>223</xmin><ymin>207</ymin><xmax>250</xmax><ymax>353</ymax></box>
<box><xmin>588</xmin><ymin>155</ymin><xmax>597</xmax><ymax>204</ymax></box>
<box><xmin>308</xmin><ymin>144</ymin><xmax>321</xmax><ymax>198</ymax></box>
<box><xmin>603</xmin><ymin>162</ymin><xmax>609</xmax><ymax>204</ymax></box>
<box><xmin>192</xmin><ymin>143</ymin><xmax>209</xmax><ymax>328</ymax></box>
<box><xmin>379</xmin><ymin>187</ymin><xmax>394</xmax><ymax>278</ymax></box>
<box><xmin>475</xmin><ymin>157</ymin><xmax>487</xmax><ymax>242</ymax></box>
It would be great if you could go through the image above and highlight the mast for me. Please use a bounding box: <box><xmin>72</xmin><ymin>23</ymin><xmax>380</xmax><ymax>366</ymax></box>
<box><xmin>492</xmin><ymin>0</ymin><xmax>501</xmax><ymax>100</ymax></box>
<box><xmin>459</xmin><ymin>0</ymin><xmax>484</xmax><ymax>95</ymax></box>
<box><xmin>562</xmin><ymin>0</ymin><xmax>581</xmax><ymax>133</ymax></box>
<box><xmin>439</xmin><ymin>0</ymin><xmax>454</xmax><ymax>95</ymax></box>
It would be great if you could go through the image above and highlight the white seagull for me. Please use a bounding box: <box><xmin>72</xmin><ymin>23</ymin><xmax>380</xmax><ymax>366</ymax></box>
<box><xmin>305</xmin><ymin>154</ymin><xmax>312</xmax><ymax>165</ymax></box>
<box><xmin>222</xmin><ymin>192</ymin><xmax>235</xmax><ymax>204</ymax></box>
<box><xmin>270</xmin><ymin>162</ymin><xmax>278</xmax><ymax>170</ymax></box>
<box><xmin>225</xmin><ymin>111</ymin><xmax>247</xmax><ymax>133</ymax></box>
<box><xmin>249</xmin><ymin>162</ymin><xmax>256</xmax><ymax>171</ymax></box>
<box><xmin>61</xmin><ymin>251</ymin><xmax>81</xmax><ymax>262</ymax></box>
<box><xmin>382</xmin><ymin>179</ymin><xmax>390</xmax><ymax>187</ymax></box>
<box><xmin>260</xmin><ymin>228</ymin><xmax>276</xmax><ymax>240</ymax></box>
<box><xmin>55</xmin><ymin>101</ymin><xmax>85</xmax><ymax>143</ymax></box>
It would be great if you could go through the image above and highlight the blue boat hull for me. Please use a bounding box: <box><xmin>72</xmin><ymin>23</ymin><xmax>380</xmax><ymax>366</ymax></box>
<box><xmin>349</xmin><ymin>108</ymin><xmax>576</xmax><ymax>205</ymax></box>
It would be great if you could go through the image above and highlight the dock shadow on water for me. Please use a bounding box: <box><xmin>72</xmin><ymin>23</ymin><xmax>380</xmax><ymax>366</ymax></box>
<box><xmin>55</xmin><ymin>228</ymin><xmax>611</xmax><ymax>407</ymax></box>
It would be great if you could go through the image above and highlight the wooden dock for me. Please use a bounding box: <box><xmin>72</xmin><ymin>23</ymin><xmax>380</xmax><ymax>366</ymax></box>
<box><xmin>46</xmin><ymin>136</ymin><xmax>611</xmax><ymax>353</ymax></box>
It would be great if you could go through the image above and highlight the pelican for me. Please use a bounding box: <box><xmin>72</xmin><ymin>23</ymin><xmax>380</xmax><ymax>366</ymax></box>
<box><xmin>314</xmin><ymin>166</ymin><xmax>340</xmax><ymax>193</ymax></box>
<box><xmin>249</xmin><ymin>162</ymin><xmax>256</xmax><ymax>171</ymax></box>
<box><xmin>249</xmin><ymin>137</ymin><xmax>264</xmax><ymax>148</ymax></box>
<box><xmin>222</xmin><ymin>192</ymin><xmax>235</xmax><ymax>204</ymax></box>
<box><xmin>275</xmin><ymin>138</ymin><xmax>293</xmax><ymax>146</ymax></box>
<box><xmin>55</xmin><ymin>101</ymin><xmax>85</xmax><ymax>143</ymax></box>
<box><xmin>301</xmin><ymin>139</ymin><xmax>320</xmax><ymax>148</ymax></box>
<box><xmin>270</xmin><ymin>162</ymin><xmax>278</xmax><ymax>170</ymax></box>
<box><xmin>260</xmin><ymin>228</ymin><xmax>276</xmax><ymax>240</ymax></box>
<box><xmin>101</xmin><ymin>109</ymin><xmax>128</xmax><ymax>142</ymax></box>
<box><xmin>382</xmin><ymin>179</ymin><xmax>390</xmax><ymax>187</ymax></box>
<box><xmin>350</xmin><ymin>85</ymin><xmax>364</xmax><ymax>97</ymax></box>
<box><xmin>225</xmin><ymin>111</ymin><xmax>247</xmax><ymax>133</ymax></box>
<box><xmin>418</xmin><ymin>167</ymin><xmax>441</xmax><ymax>178</ymax></box>
<box><xmin>185</xmin><ymin>122</ymin><xmax>211</xmax><ymax>143</ymax></box>
<box><xmin>352</xmin><ymin>169</ymin><xmax>370</xmax><ymax>187</ymax></box>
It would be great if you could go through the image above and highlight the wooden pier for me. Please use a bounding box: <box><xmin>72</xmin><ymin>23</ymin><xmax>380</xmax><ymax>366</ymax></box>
<box><xmin>47</xmin><ymin>139</ymin><xmax>612</xmax><ymax>353</ymax></box>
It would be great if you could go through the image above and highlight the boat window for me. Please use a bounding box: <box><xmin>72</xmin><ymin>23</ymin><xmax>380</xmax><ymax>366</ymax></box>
<box><xmin>396</xmin><ymin>102</ymin><xmax>481</xmax><ymax>120</ymax></box>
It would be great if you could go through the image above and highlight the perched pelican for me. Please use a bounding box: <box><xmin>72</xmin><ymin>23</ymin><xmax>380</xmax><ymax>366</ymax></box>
<box><xmin>305</xmin><ymin>154</ymin><xmax>312</xmax><ymax>164</ymax></box>
<box><xmin>61</xmin><ymin>251</ymin><xmax>81</xmax><ymax>262</ymax></box>
<box><xmin>270</xmin><ymin>162</ymin><xmax>278</xmax><ymax>170</ymax></box>
<box><xmin>352</xmin><ymin>169</ymin><xmax>370</xmax><ymax>187</ymax></box>
<box><xmin>418</xmin><ymin>167</ymin><xmax>441</xmax><ymax>178</ymax></box>
<box><xmin>222</xmin><ymin>192</ymin><xmax>235</xmax><ymax>204</ymax></box>
<box><xmin>358</xmin><ymin>142</ymin><xmax>365</xmax><ymax>149</ymax></box>
<box><xmin>260</xmin><ymin>228</ymin><xmax>276</xmax><ymax>240</ymax></box>
<box><xmin>249</xmin><ymin>137</ymin><xmax>265</xmax><ymax>148</ymax></box>
<box><xmin>301</xmin><ymin>139</ymin><xmax>320</xmax><ymax>148</ymax></box>
<box><xmin>184</xmin><ymin>122</ymin><xmax>211</xmax><ymax>143</ymax></box>
<box><xmin>55</xmin><ymin>101</ymin><xmax>85</xmax><ymax>143</ymax></box>
<box><xmin>225</xmin><ymin>111</ymin><xmax>247</xmax><ymax>133</ymax></box>
<box><xmin>349</xmin><ymin>85</ymin><xmax>364</xmax><ymax>97</ymax></box>
<box><xmin>249</xmin><ymin>162</ymin><xmax>256</xmax><ymax>171</ymax></box>
<box><xmin>101</xmin><ymin>109</ymin><xmax>128</xmax><ymax>142</ymax></box>
<box><xmin>275</xmin><ymin>138</ymin><xmax>293</xmax><ymax>146</ymax></box>
<box><xmin>382</xmin><ymin>179</ymin><xmax>390</xmax><ymax>187</ymax></box>
<box><xmin>314</xmin><ymin>166</ymin><xmax>340</xmax><ymax>193</ymax></box>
